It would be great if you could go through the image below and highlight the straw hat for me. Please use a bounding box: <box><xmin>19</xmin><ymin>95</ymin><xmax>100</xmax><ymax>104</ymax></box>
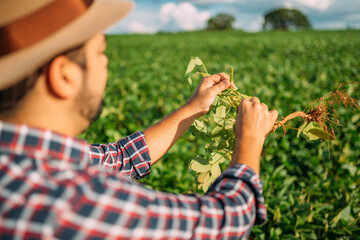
<box><xmin>0</xmin><ymin>0</ymin><xmax>134</xmax><ymax>90</ymax></box>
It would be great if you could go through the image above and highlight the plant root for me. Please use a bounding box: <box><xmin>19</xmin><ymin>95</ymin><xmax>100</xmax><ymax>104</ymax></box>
<box><xmin>270</xmin><ymin>83</ymin><xmax>360</xmax><ymax>138</ymax></box>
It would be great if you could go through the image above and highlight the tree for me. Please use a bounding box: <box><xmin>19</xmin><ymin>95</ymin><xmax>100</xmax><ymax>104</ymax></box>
<box><xmin>207</xmin><ymin>13</ymin><xmax>235</xmax><ymax>30</ymax></box>
<box><xmin>263</xmin><ymin>8</ymin><xmax>311</xmax><ymax>31</ymax></box>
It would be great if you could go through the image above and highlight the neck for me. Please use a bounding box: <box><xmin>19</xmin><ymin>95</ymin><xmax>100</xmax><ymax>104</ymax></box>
<box><xmin>0</xmin><ymin>88</ymin><xmax>87</xmax><ymax>137</ymax></box>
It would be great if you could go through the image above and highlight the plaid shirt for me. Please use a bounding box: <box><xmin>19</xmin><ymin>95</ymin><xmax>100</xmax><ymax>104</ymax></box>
<box><xmin>0</xmin><ymin>121</ymin><xmax>267</xmax><ymax>239</ymax></box>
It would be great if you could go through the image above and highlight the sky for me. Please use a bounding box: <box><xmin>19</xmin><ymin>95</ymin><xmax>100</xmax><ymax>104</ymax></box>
<box><xmin>107</xmin><ymin>0</ymin><xmax>360</xmax><ymax>34</ymax></box>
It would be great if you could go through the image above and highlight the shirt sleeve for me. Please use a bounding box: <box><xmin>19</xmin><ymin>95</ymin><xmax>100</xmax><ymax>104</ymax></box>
<box><xmin>88</xmin><ymin>131</ymin><xmax>152</xmax><ymax>179</ymax></box>
<box><xmin>55</xmin><ymin>164</ymin><xmax>267</xmax><ymax>239</ymax></box>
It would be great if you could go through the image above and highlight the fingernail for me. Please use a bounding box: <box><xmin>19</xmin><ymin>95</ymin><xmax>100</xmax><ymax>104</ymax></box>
<box><xmin>223</xmin><ymin>80</ymin><xmax>229</xmax><ymax>87</ymax></box>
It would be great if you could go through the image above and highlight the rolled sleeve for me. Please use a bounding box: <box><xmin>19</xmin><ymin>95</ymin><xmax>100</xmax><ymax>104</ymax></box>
<box><xmin>206</xmin><ymin>164</ymin><xmax>267</xmax><ymax>225</ymax></box>
<box><xmin>55</xmin><ymin>164</ymin><xmax>267</xmax><ymax>239</ymax></box>
<box><xmin>88</xmin><ymin>131</ymin><xmax>152</xmax><ymax>179</ymax></box>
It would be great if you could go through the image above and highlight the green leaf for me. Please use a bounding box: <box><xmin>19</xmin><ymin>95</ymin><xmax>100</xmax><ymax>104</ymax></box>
<box><xmin>302</xmin><ymin>121</ymin><xmax>335</xmax><ymax>140</ymax></box>
<box><xmin>194</xmin><ymin>57</ymin><xmax>203</xmax><ymax>66</ymax></box>
<box><xmin>332</xmin><ymin>206</ymin><xmax>353</xmax><ymax>225</ymax></box>
<box><xmin>216</xmin><ymin>140</ymin><xmax>229</xmax><ymax>150</ymax></box>
<box><xmin>211</xmin><ymin>125</ymin><xmax>223</xmax><ymax>136</ymax></box>
<box><xmin>185</xmin><ymin>57</ymin><xmax>197</xmax><ymax>77</ymax></box>
<box><xmin>219</xmin><ymin>119</ymin><xmax>235</xmax><ymax>130</ymax></box>
<box><xmin>202</xmin><ymin>178</ymin><xmax>212</xmax><ymax>192</ymax></box>
<box><xmin>210</xmin><ymin>152</ymin><xmax>226</xmax><ymax>164</ymax></box>
<box><xmin>302</xmin><ymin>122</ymin><xmax>320</xmax><ymax>140</ymax></box>
<box><xmin>197</xmin><ymin>171</ymin><xmax>211</xmax><ymax>183</ymax></box>
<box><xmin>187</xmin><ymin>77</ymin><xmax>192</xmax><ymax>86</ymax></box>
<box><xmin>185</xmin><ymin>57</ymin><xmax>206</xmax><ymax>78</ymax></box>
<box><xmin>297</xmin><ymin>122</ymin><xmax>308</xmax><ymax>137</ymax></box>
<box><xmin>213</xmin><ymin>105</ymin><xmax>226</xmax><ymax>123</ymax></box>
<box><xmin>189</xmin><ymin>157</ymin><xmax>211</xmax><ymax>172</ymax></box>
<box><xmin>211</xmin><ymin>163</ymin><xmax>221</xmax><ymax>179</ymax></box>
<box><xmin>193</xmin><ymin>119</ymin><xmax>207</xmax><ymax>134</ymax></box>
<box><xmin>308</xmin><ymin>128</ymin><xmax>335</xmax><ymax>140</ymax></box>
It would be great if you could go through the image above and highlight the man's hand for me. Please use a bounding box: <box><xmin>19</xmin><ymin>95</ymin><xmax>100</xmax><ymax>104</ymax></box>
<box><xmin>143</xmin><ymin>73</ymin><xmax>236</xmax><ymax>164</ymax></box>
<box><xmin>186</xmin><ymin>73</ymin><xmax>237</xmax><ymax>116</ymax></box>
<box><xmin>230</xmin><ymin>97</ymin><xmax>278</xmax><ymax>175</ymax></box>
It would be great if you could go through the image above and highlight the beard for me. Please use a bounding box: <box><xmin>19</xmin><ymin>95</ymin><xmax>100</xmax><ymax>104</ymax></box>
<box><xmin>84</xmin><ymin>98</ymin><xmax>104</xmax><ymax>126</ymax></box>
<box><xmin>76</xmin><ymin>80</ymin><xmax>105</xmax><ymax>127</ymax></box>
<box><xmin>78</xmin><ymin>95</ymin><xmax>104</xmax><ymax>127</ymax></box>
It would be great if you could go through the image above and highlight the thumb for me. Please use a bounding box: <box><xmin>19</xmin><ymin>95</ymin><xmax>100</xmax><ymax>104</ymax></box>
<box><xmin>208</xmin><ymin>79</ymin><xmax>230</xmax><ymax>96</ymax></box>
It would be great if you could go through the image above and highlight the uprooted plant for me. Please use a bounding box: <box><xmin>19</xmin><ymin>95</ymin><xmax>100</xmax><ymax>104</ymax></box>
<box><xmin>185</xmin><ymin>57</ymin><xmax>359</xmax><ymax>192</ymax></box>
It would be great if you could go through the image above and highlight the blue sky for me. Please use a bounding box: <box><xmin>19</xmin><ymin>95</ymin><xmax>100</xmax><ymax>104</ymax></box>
<box><xmin>107</xmin><ymin>0</ymin><xmax>360</xmax><ymax>34</ymax></box>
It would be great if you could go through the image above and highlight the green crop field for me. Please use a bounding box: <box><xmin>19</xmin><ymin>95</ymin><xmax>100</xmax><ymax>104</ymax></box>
<box><xmin>80</xmin><ymin>30</ymin><xmax>360</xmax><ymax>239</ymax></box>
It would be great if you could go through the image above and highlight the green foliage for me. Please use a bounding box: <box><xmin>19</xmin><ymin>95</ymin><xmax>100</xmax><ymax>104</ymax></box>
<box><xmin>263</xmin><ymin>8</ymin><xmax>311</xmax><ymax>31</ymax></box>
<box><xmin>298</xmin><ymin>122</ymin><xmax>336</xmax><ymax>141</ymax></box>
<box><xmin>80</xmin><ymin>30</ymin><xmax>360</xmax><ymax>239</ymax></box>
<box><xmin>186</xmin><ymin>57</ymin><xmax>342</xmax><ymax>190</ymax></box>
<box><xmin>207</xmin><ymin>13</ymin><xmax>235</xmax><ymax>30</ymax></box>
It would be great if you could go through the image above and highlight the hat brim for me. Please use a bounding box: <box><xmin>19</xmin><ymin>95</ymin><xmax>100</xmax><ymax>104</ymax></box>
<box><xmin>0</xmin><ymin>0</ymin><xmax>134</xmax><ymax>90</ymax></box>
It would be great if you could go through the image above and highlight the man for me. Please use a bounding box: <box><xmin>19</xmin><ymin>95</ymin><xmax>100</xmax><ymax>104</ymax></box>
<box><xmin>0</xmin><ymin>0</ymin><xmax>278</xmax><ymax>239</ymax></box>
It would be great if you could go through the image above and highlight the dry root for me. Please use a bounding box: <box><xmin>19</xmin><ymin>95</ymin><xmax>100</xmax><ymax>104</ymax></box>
<box><xmin>271</xmin><ymin>83</ymin><xmax>360</xmax><ymax>137</ymax></box>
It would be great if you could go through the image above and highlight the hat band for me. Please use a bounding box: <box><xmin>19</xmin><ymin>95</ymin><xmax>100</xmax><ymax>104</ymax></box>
<box><xmin>0</xmin><ymin>0</ymin><xmax>93</xmax><ymax>57</ymax></box>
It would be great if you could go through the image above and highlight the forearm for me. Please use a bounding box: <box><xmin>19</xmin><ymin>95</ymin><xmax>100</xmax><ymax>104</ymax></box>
<box><xmin>229</xmin><ymin>137</ymin><xmax>263</xmax><ymax>175</ymax></box>
<box><xmin>143</xmin><ymin>103</ymin><xmax>200</xmax><ymax>164</ymax></box>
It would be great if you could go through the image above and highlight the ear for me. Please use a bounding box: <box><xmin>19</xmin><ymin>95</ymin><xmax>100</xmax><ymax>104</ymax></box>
<box><xmin>46</xmin><ymin>56</ymin><xmax>84</xmax><ymax>99</ymax></box>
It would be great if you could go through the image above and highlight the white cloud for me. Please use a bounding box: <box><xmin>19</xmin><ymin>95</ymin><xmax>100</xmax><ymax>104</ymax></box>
<box><xmin>128</xmin><ymin>21</ymin><xmax>157</xmax><ymax>34</ymax></box>
<box><xmin>105</xmin><ymin>0</ymin><xmax>360</xmax><ymax>34</ymax></box>
<box><xmin>293</xmin><ymin>0</ymin><xmax>331</xmax><ymax>11</ymax></box>
<box><xmin>159</xmin><ymin>2</ymin><xmax>210</xmax><ymax>31</ymax></box>
<box><xmin>233</xmin><ymin>19</ymin><xmax>243</xmax><ymax>29</ymax></box>
<box><xmin>283</xmin><ymin>1</ymin><xmax>295</xmax><ymax>9</ymax></box>
<box><xmin>246</xmin><ymin>16</ymin><xmax>264</xmax><ymax>32</ymax></box>
<box><xmin>105</xmin><ymin>8</ymin><xmax>160</xmax><ymax>34</ymax></box>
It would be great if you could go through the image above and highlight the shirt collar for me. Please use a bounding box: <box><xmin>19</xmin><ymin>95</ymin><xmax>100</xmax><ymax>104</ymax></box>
<box><xmin>0</xmin><ymin>121</ymin><xmax>90</xmax><ymax>170</ymax></box>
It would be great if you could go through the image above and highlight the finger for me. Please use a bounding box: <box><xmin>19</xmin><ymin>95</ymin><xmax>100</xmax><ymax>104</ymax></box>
<box><xmin>251</xmin><ymin>97</ymin><xmax>260</xmax><ymax>104</ymax></box>
<box><xmin>217</xmin><ymin>73</ymin><xmax>237</xmax><ymax>90</ymax></box>
<box><xmin>202</xmin><ymin>74</ymin><xmax>221</xmax><ymax>87</ymax></box>
<box><xmin>205</xmin><ymin>74</ymin><xmax>222</xmax><ymax>85</ymax></box>
<box><xmin>204</xmin><ymin>73</ymin><xmax>230</xmax><ymax>89</ymax></box>
<box><xmin>218</xmin><ymin>72</ymin><xmax>230</xmax><ymax>81</ymax></box>
<box><xmin>208</xmin><ymin>79</ymin><xmax>230</xmax><ymax>97</ymax></box>
<box><xmin>269</xmin><ymin>109</ymin><xmax>279</xmax><ymax>120</ymax></box>
<box><xmin>239</xmin><ymin>98</ymin><xmax>250</xmax><ymax>111</ymax></box>
<box><xmin>241</xmin><ymin>97</ymin><xmax>250</xmax><ymax>104</ymax></box>
<box><xmin>261</xmin><ymin>103</ymin><xmax>268</xmax><ymax>111</ymax></box>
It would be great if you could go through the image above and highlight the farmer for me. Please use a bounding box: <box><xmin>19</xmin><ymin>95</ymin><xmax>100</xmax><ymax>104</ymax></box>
<box><xmin>0</xmin><ymin>0</ymin><xmax>278</xmax><ymax>239</ymax></box>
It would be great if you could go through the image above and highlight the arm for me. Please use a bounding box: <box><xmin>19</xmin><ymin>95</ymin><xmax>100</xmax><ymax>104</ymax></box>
<box><xmin>88</xmin><ymin>131</ymin><xmax>151</xmax><ymax>179</ymax></box>
<box><xmin>88</xmin><ymin>73</ymin><xmax>234</xmax><ymax>178</ymax></box>
<box><xmin>143</xmin><ymin>73</ymin><xmax>236</xmax><ymax>164</ymax></box>
<box><xmin>230</xmin><ymin>97</ymin><xmax>278</xmax><ymax>175</ymax></box>
<box><xmin>56</xmin><ymin>163</ymin><xmax>266</xmax><ymax>239</ymax></box>
<box><xmin>64</xmin><ymin>97</ymin><xmax>277</xmax><ymax>239</ymax></box>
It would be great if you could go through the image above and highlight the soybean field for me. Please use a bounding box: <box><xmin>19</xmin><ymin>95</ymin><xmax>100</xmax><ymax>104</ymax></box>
<box><xmin>80</xmin><ymin>30</ymin><xmax>360</xmax><ymax>239</ymax></box>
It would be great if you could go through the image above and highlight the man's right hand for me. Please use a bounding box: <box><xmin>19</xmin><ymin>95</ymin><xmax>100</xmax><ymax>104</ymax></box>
<box><xmin>229</xmin><ymin>97</ymin><xmax>278</xmax><ymax>175</ymax></box>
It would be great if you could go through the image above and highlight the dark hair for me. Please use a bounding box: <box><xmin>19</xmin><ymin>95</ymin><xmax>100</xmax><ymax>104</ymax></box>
<box><xmin>0</xmin><ymin>45</ymin><xmax>86</xmax><ymax>113</ymax></box>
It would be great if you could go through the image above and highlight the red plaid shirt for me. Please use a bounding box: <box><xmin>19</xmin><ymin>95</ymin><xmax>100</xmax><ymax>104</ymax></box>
<box><xmin>0</xmin><ymin>121</ymin><xmax>267</xmax><ymax>239</ymax></box>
